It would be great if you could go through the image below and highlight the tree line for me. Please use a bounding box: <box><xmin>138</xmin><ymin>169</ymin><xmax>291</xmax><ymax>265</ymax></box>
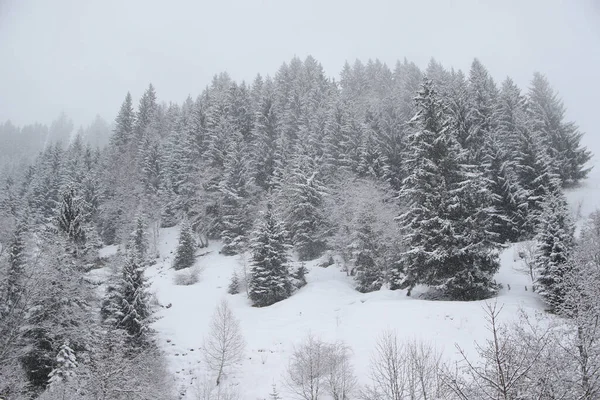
<box><xmin>0</xmin><ymin>55</ymin><xmax>593</xmax><ymax>398</ymax></box>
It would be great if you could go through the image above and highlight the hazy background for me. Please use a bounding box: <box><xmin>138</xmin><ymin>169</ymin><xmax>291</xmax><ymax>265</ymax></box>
<box><xmin>1</xmin><ymin>0</ymin><xmax>599</xmax><ymax>149</ymax></box>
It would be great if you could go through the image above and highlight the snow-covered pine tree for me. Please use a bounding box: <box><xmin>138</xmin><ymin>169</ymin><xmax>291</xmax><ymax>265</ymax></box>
<box><xmin>219</xmin><ymin>134</ymin><xmax>253</xmax><ymax>255</ymax></box>
<box><xmin>534</xmin><ymin>191</ymin><xmax>574</xmax><ymax>310</ymax></box>
<box><xmin>252</xmin><ymin>77</ymin><xmax>280</xmax><ymax>190</ymax></box>
<box><xmin>351</xmin><ymin>209</ymin><xmax>384</xmax><ymax>293</ymax></box>
<box><xmin>513</xmin><ymin>123</ymin><xmax>562</xmax><ymax>236</ymax></box>
<box><xmin>131</xmin><ymin>214</ymin><xmax>148</xmax><ymax>262</ymax></box>
<box><xmin>527</xmin><ymin>73</ymin><xmax>591</xmax><ymax>185</ymax></box>
<box><xmin>228</xmin><ymin>271</ymin><xmax>240</xmax><ymax>295</ymax></box>
<box><xmin>116</xmin><ymin>251</ymin><xmax>152</xmax><ymax>346</ymax></box>
<box><xmin>465</xmin><ymin>58</ymin><xmax>499</xmax><ymax>165</ymax></box>
<box><xmin>134</xmin><ymin>83</ymin><xmax>158</xmax><ymax>139</ymax></box>
<box><xmin>57</xmin><ymin>185</ymin><xmax>86</xmax><ymax>248</ymax></box>
<box><xmin>396</xmin><ymin>78</ymin><xmax>499</xmax><ymax>300</ymax></box>
<box><xmin>482</xmin><ymin>138</ymin><xmax>527</xmax><ymax>243</ymax></box>
<box><xmin>173</xmin><ymin>219</ymin><xmax>196</xmax><ymax>270</ymax></box>
<box><xmin>249</xmin><ymin>203</ymin><xmax>292</xmax><ymax>307</ymax></box>
<box><xmin>1</xmin><ymin>219</ymin><xmax>27</xmax><ymax>318</ymax></box>
<box><xmin>111</xmin><ymin>92</ymin><xmax>135</xmax><ymax>148</ymax></box>
<box><xmin>47</xmin><ymin>342</ymin><xmax>77</xmax><ymax>390</ymax></box>
<box><xmin>286</xmin><ymin>157</ymin><xmax>327</xmax><ymax>261</ymax></box>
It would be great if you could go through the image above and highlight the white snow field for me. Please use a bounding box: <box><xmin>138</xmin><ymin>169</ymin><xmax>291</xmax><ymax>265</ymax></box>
<box><xmin>95</xmin><ymin>166</ymin><xmax>600</xmax><ymax>400</ymax></box>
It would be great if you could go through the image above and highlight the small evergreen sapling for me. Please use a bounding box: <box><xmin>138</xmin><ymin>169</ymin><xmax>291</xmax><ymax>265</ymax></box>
<box><xmin>249</xmin><ymin>204</ymin><xmax>292</xmax><ymax>307</ymax></box>
<box><xmin>47</xmin><ymin>342</ymin><xmax>77</xmax><ymax>389</ymax></box>
<box><xmin>173</xmin><ymin>219</ymin><xmax>196</xmax><ymax>270</ymax></box>
<box><xmin>534</xmin><ymin>192</ymin><xmax>574</xmax><ymax>310</ymax></box>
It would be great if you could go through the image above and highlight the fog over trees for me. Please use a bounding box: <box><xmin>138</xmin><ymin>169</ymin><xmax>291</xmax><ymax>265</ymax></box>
<box><xmin>0</xmin><ymin>54</ymin><xmax>598</xmax><ymax>399</ymax></box>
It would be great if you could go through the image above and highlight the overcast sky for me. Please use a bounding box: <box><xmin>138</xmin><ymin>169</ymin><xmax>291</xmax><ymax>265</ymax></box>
<box><xmin>1</xmin><ymin>0</ymin><xmax>599</xmax><ymax>150</ymax></box>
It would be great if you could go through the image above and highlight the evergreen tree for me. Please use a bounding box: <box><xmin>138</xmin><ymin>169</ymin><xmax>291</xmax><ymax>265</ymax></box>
<box><xmin>465</xmin><ymin>58</ymin><xmax>499</xmax><ymax>165</ymax></box>
<box><xmin>112</xmin><ymin>92</ymin><xmax>135</xmax><ymax>148</ymax></box>
<box><xmin>252</xmin><ymin>77</ymin><xmax>280</xmax><ymax>190</ymax></box>
<box><xmin>1</xmin><ymin>219</ymin><xmax>27</xmax><ymax>317</ymax></box>
<box><xmin>131</xmin><ymin>215</ymin><xmax>148</xmax><ymax>262</ymax></box>
<box><xmin>57</xmin><ymin>185</ymin><xmax>86</xmax><ymax>247</ymax></box>
<box><xmin>173</xmin><ymin>219</ymin><xmax>196</xmax><ymax>270</ymax></box>
<box><xmin>534</xmin><ymin>192</ymin><xmax>574</xmax><ymax>310</ymax></box>
<box><xmin>348</xmin><ymin>208</ymin><xmax>384</xmax><ymax>293</ymax></box>
<box><xmin>219</xmin><ymin>136</ymin><xmax>253</xmax><ymax>255</ymax></box>
<box><xmin>47</xmin><ymin>342</ymin><xmax>77</xmax><ymax>389</ymax></box>
<box><xmin>287</xmin><ymin>158</ymin><xmax>327</xmax><ymax>261</ymax></box>
<box><xmin>527</xmin><ymin>73</ymin><xmax>591</xmax><ymax>185</ymax></box>
<box><xmin>116</xmin><ymin>252</ymin><xmax>152</xmax><ymax>346</ymax></box>
<box><xmin>482</xmin><ymin>138</ymin><xmax>527</xmax><ymax>242</ymax></box>
<box><xmin>396</xmin><ymin>78</ymin><xmax>499</xmax><ymax>300</ymax></box>
<box><xmin>135</xmin><ymin>84</ymin><xmax>158</xmax><ymax>139</ymax></box>
<box><xmin>249</xmin><ymin>204</ymin><xmax>292</xmax><ymax>307</ymax></box>
<box><xmin>513</xmin><ymin>124</ymin><xmax>562</xmax><ymax>235</ymax></box>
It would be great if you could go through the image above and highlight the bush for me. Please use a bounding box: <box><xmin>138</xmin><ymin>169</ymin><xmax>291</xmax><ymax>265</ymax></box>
<box><xmin>173</xmin><ymin>266</ymin><xmax>200</xmax><ymax>286</ymax></box>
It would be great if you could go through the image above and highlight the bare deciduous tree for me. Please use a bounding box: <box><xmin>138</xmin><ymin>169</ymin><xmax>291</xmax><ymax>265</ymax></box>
<box><xmin>203</xmin><ymin>299</ymin><xmax>245</xmax><ymax>386</ymax></box>
<box><xmin>362</xmin><ymin>330</ymin><xmax>447</xmax><ymax>400</ymax></box>
<box><xmin>441</xmin><ymin>302</ymin><xmax>552</xmax><ymax>400</ymax></box>
<box><xmin>325</xmin><ymin>341</ymin><xmax>358</xmax><ymax>400</ymax></box>
<box><xmin>285</xmin><ymin>334</ymin><xmax>329</xmax><ymax>400</ymax></box>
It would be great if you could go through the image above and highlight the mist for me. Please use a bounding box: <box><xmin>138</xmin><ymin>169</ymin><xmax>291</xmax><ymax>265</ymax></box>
<box><xmin>1</xmin><ymin>0</ymin><xmax>599</xmax><ymax>150</ymax></box>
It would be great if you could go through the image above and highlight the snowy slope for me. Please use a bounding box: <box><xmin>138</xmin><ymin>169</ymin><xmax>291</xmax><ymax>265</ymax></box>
<box><xmin>143</xmin><ymin>230</ymin><xmax>544</xmax><ymax>399</ymax></box>
<box><xmin>88</xmin><ymin>173</ymin><xmax>600</xmax><ymax>400</ymax></box>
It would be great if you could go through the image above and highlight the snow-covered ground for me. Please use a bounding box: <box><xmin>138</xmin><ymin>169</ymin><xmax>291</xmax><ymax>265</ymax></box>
<box><xmin>142</xmin><ymin>233</ymin><xmax>543</xmax><ymax>399</ymax></box>
<box><xmin>91</xmin><ymin>170</ymin><xmax>600</xmax><ymax>400</ymax></box>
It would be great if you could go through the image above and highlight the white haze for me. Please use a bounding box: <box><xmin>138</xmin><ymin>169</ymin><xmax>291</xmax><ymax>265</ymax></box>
<box><xmin>1</xmin><ymin>0</ymin><xmax>599</xmax><ymax>150</ymax></box>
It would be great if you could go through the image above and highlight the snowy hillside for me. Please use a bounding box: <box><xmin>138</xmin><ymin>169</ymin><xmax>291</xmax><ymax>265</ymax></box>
<box><xmin>82</xmin><ymin>168</ymin><xmax>600</xmax><ymax>400</ymax></box>
<box><xmin>140</xmin><ymin>236</ymin><xmax>537</xmax><ymax>399</ymax></box>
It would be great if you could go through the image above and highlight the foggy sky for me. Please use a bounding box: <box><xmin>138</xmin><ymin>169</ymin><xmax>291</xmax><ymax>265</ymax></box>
<box><xmin>1</xmin><ymin>0</ymin><xmax>599</xmax><ymax>150</ymax></box>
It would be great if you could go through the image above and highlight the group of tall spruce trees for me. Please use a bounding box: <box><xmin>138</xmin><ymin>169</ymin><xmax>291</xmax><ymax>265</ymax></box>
<box><xmin>0</xmin><ymin>55</ymin><xmax>591</xmax><ymax>397</ymax></box>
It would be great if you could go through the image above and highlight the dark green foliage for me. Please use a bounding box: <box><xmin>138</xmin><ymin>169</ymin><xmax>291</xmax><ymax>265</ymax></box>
<box><xmin>249</xmin><ymin>204</ymin><xmax>292</xmax><ymax>307</ymax></box>
<box><xmin>173</xmin><ymin>220</ymin><xmax>196</xmax><ymax>270</ymax></box>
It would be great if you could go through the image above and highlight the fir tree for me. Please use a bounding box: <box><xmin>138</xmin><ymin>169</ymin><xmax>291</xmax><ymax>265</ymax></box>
<box><xmin>513</xmin><ymin>124</ymin><xmax>562</xmax><ymax>235</ymax></box>
<box><xmin>219</xmin><ymin>136</ymin><xmax>253</xmax><ymax>255</ymax></box>
<box><xmin>351</xmin><ymin>209</ymin><xmax>383</xmax><ymax>293</ymax></box>
<box><xmin>396</xmin><ymin>78</ymin><xmax>499</xmax><ymax>300</ymax></box>
<box><xmin>111</xmin><ymin>92</ymin><xmax>135</xmax><ymax>148</ymax></box>
<box><xmin>527</xmin><ymin>73</ymin><xmax>591</xmax><ymax>185</ymax></box>
<box><xmin>57</xmin><ymin>185</ymin><xmax>86</xmax><ymax>247</ymax></box>
<box><xmin>131</xmin><ymin>215</ymin><xmax>148</xmax><ymax>262</ymax></box>
<box><xmin>116</xmin><ymin>252</ymin><xmax>152</xmax><ymax>346</ymax></box>
<box><xmin>534</xmin><ymin>192</ymin><xmax>574</xmax><ymax>310</ymax></box>
<box><xmin>1</xmin><ymin>219</ymin><xmax>27</xmax><ymax>318</ymax></box>
<box><xmin>287</xmin><ymin>159</ymin><xmax>327</xmax><ymax>261</ymax></box>
<box><xmin>252</xmin><ymin>77</ymin><xmax>279</xmax><ymax>190</ymax></box>
<box><xmin>47</xmin><ymin>342</ymin><xmax>77</xmax><ymax>389</ymax></box>
<box><xmin>134</xmin><ymin>84</ymin><xmax>157</xmax><ymax>139</ymax></box>
<box><xmin>249</xmin><ymin>204</ymin><xmax>292</xmax><ymax>307</ymax></box>
<box><xmin>228</xmin><ymin>272</ymin><xmax>240</xmax><ymax>295</ymax></box>
<box><xmin>482</xmin><ymin>138</ymin><xmax>527</xmax><ymax>242</ymax></box>
<box><xmin>173</xmin><ymin>219</ymin><xmax>196</xmax><ymax>270</ymax></box>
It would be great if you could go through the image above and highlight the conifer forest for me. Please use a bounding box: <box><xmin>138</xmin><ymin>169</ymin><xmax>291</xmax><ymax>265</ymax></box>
<box><xmin>1</xmin><ymin>54</ymin><xmax>599</xmax><ymax>399</ymax></box>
